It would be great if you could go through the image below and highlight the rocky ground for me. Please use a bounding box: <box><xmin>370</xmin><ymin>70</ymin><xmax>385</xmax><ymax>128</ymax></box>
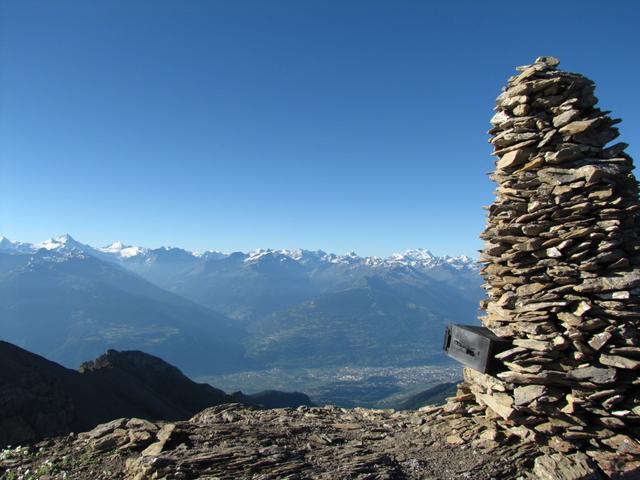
<box><xmin>1</xmin><ymin>401</ymin><xmax>577</xmax><ymax>480</ymax></box>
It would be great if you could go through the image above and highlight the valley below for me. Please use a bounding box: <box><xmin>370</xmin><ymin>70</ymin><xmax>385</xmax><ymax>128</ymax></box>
<box><xmin>200</xmin><ymin>363</ymin><xmax>462</xmax><ymax>408</ymax></box>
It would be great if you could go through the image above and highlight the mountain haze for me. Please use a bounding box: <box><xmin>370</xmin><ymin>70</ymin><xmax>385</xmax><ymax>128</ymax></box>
<box><xmin>0</xmin><ymin>234</ymin><xmax>481</xmax><ymax>372</ymax></box>
<box><xmin>0</xmin><ymin>239</ymin><xmax>248</xmax><ymax>375</ymax></box>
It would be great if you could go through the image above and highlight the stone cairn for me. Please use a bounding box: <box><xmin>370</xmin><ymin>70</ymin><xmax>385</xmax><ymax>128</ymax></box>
<box><xmin>456</xmin><ymin>56</ymin><xmax>640</xmax><ymax>476</ymax></box>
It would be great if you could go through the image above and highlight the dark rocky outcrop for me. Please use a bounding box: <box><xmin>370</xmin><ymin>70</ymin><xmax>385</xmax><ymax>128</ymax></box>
<box><xmin>0</xmin><ymin>340</ymin><xmax>77</xmax><ymax>447</ymax></box>
<box><xmin>231</xmin><ymin>389</ymin><xmax>315</xmax><ymax>409</ymax></box>
<box><xmin>0</xmin><ymin>341</ymin><xmax>234</xmax><ymax>448</ymax></box>
<box><xmin>77</xmin><ymin>349</ymin><xmax>232</xmax><ymax>420</ymax></box>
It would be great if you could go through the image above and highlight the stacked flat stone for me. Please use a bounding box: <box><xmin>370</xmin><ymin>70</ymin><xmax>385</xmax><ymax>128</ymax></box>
<box><xmin>468</xmin><ymin>56</ymin><xmax>640</xmax><ymax>472</ymax></box>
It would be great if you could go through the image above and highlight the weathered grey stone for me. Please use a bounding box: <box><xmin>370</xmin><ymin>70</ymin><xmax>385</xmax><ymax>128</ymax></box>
<box><xmin>588</xmin><ymin>331</ymin><xmax>612</xmax><ymax>351</ymax></box>
<box><xmin>575</xmin><ymin>270</ymin><xmax>640</xmax><ymax>292</ymax></box>
<box><xmin>538</xmin><ymin>164</ymin><xmax>626</xmax><ymax>187</ymax></box>
<box><xmin>535</xmin><ymin>56</ymin><xmax>560</xmax><ymax>67</ymax></box>
<box><xmin>463</xmin><ymin>367</ymin><xmax>508</xmax><ymax>392</ymax></box>
<box><xmin>610</xmin><ymin>346</ymin><xmax>640</xmax><ymax>356</ymax></box>
<box><xmin>514</xmin><ymin>385</ymin><xmax>547</xmax><ymax>406</ymax></box>
<box><xmin>513</xmin><ymin>103</ymin><xmax>529</xmax><ymax>116</ymax></box>
<box><xmin>506</xmin><ymin>425</ymin><xmax>537</xmax><ymax>442</ymax></box>
<box><xmin>497</xmin><ymin>148</ymin><xmax>532</xmax><ymax>171</ymax></box>
<box><xmin>545</xmin><ymin>146</ymin><xmax>584</xmax><ymax>164</ymax></box>
<box><xmin>547</xmin><ymin>436</ymin><xmax>574</xmax><ymax>453</ymax></box>
<box><xmin>600</xmin><ymin>354</ymin><xmax>640</xmax><ymax>370</ymax></box>
<box><xmin>516</xmin><ymin>283</ymin><xmax>548</xmax><ymax>296</ymax></box>
<box><xmin>573</xmin><ymin>300</ymin><xmax>592</xmax><ymax>317</ymax></box>
<box><xmin>532</xmin><ymin>452</ymin><xmax>601</xmax><ymax>480</ymax></box>
<box><xmin>602</xmin><ymin>433</ymin><xmax>640</xmax><ymax>454</ymax></box>
<box><xmin>497</xmin><ymin>370</ymin><xmax>570</xmax><ymax>385</ymax></box>
<box><xmin>126</xmin><ymin>418</ymin><xmax>159</xmax><ymax>433</ymax></box>
<box><xmin>445</xmin><ymin>433</ymin><xmax>465</xmax><ymax>445</ymax></box>
<box><xmin>552</xmin><ymin>109</ymin><xmax>581</xmax><ymax>128</ymax></box>
<box><xmin>513</xmin><ymin>339</ymin><xmax>554</xmax><ymax>352</ymax></box>
<box><xmin>491</xmin><ymin>110</ymin><xmax>511</xmax><ymax>126</ymax></box>
<box><xmin>141</xmin><ymin>423</ymin><xmax>176</xmax><ymax>456</ymax></box>
<box><xmin>568</xmin><ymin>366</ymin><xmax>617</xmax><ymax>384</ymax></box>
<box><xmin>559</xmin><ymin>118</ymin><xmax>602</xmax><ymax>136</ymax></box>
<box><xmin>92</xmin><ymin>429</ymin><xmax>129</xmax><ymax>452</ymax></box>
<box><xmin>78</xmin><ymin>418</ymin><xmax>128</xmax><ymax>441</ymax></box>
<box><xmin>477</xmin><ymin>392</ymin><xmax>515</xmax><ymax>420</ymax></box>
<box><xmin>586</xmin><ymin>450</ymin><xmax>640</xmax><ymax>480</ymax></box>
<box><xmin>120</xmin><ymin>429</ymin><xmax>154</xmax><ymax>451</ymax></box>
<box><xmin>494</xmin><ymin>346</ymin><xmax>529</xmax><ymax>361</ymax></box>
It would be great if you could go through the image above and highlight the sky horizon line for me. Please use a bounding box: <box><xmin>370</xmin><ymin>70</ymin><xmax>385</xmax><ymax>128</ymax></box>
<box><xmin>0</xmin><ymin>231</ymin><xmax>479</xmax><ymax>259</ymax></box>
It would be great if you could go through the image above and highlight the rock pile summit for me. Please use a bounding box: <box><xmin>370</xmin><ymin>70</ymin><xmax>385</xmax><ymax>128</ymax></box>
<box><xmin>456</xmin><ymin>56</ymin><xmax>640</xmax><ymax>477</ymax></box>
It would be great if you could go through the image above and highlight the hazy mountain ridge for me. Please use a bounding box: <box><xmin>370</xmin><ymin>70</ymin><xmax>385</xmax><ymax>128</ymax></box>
<box><xmin>0</xmin><ymin>234</ymin><xmax>482</xmax><ymax>373</ymax></box>
<box><xmin>0</xmin><ymin>247</ymin><xmax>249</xmax><ymax>375</ymax></box>
<box><xmin>246</xmin><ymin>273</ymin><xmax>481</xmax><ymax>368</ymax></box>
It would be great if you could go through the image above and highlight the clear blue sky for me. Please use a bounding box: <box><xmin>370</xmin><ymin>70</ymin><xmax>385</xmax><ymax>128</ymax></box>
<box><xmin>1</xmin><ymin>1</ymin><xmax>638</xmax><ymax>257</ymax></box>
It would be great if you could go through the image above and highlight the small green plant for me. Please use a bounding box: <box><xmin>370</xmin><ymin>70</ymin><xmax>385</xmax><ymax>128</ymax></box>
<box><xmin>0</xmin><ymin>446</ymin><xmax>30</xmax><ymax>462</ymax></box>
<box><xmin>34</xmin><ymin>459</ymin><xmax>55</xmax><ymax>477</ymax></box>
<box><xmin>1</xmin><ymin>456</ymin><xmax>64</xmax><ymax>480</ymax></box>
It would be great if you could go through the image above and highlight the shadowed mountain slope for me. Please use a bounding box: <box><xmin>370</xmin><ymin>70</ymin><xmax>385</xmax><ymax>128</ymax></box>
<box><xmin>0</xmin><ymin>250</ymin><xmax>249</xmax><ymax>375</ymax></box>
<box><xmin>0</xmin><ymin>341</ymin><xmax>235</xmax><ymax>448</ymax></box>
<box><xmin>396</xmin><ymin>382</ymin><xmax>459</xmax><ymax>410</ymax></box>
<box><xmin>246</xmin><ymin>275</ymin><xmax>480</xmax><ymax>367</ymax></box>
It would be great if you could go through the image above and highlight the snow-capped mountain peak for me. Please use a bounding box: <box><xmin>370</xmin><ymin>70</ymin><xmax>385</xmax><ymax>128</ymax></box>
<box><xmin>373</xmin><ymin>248</ymin><xmax>476</xmax><ymax>271</ymax></box>
<box><xmin>389</xmin><ymin>248</ymin><xmax>435</xmax><ymax>262</ymax></box>
<box><xmin>0</xmin><ymin>236</ymin><xmax>34</xmax><ymax>253</ymax></box>
<box><xmin>1</xmin><ymin>234</ymin><xmax>478</xmax><ymax>272</ymax></box>
<box><xmin>0</xmin><ymin>236</ymin><xmax>15</xmax><ymax>247</ymax></box>
<box><xmin>98</xmin><ymin>241</ymin><xmax>146</xmax><ymax>259</ymax></box>
<box><xmin>105</xmin><ymin>241</ymin><xmax>126</xmax><ymax>250</ymax></box>
<box><xmin>194</xmin><ymin>250</ymin><xmax>226</xmax><ymax>260</ymax></box>
<box><xmin>37</xmin><ymin>234</ymin><xmax>86</xmax><ymax>251</ymax></box>
<box><xmin>244</xmin><ymin>249</ymin><xmax>283</xmax><ymax>263</ymax></box>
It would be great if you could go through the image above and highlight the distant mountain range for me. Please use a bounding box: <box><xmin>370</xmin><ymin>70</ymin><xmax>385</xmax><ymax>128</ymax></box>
<box><xmin>0</xmin><ymin>234</ymin><xmax>477</xmax><ymax>273</ymax></box>
<box><xmin>0</xmin><ymin>234</ymin><xmax>482</xmax><ymax>373</ymax></box>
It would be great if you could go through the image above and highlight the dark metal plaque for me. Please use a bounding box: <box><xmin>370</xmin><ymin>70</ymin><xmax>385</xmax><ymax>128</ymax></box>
<box><xmin>443</xmin><ymin>324</ymin><xmax>511</xmax><ymax>374</ymax></box>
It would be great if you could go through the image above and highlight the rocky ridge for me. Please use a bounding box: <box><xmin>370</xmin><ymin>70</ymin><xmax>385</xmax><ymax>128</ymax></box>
<box><xmin>0</xmin><ymin>402</ymin><xmax>547</xmax><ymax>480</ymax></box>
<box><xmin>0</xmin><ymin>340</ymin><xmax>321</xmax><ymax>452</ymax></box>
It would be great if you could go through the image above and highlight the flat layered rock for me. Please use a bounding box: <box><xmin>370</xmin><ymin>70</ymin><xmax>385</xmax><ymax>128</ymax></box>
<box><xmin>0</xmin><ymin>404</ymin><xmax>547</xmax><ymax>480</ymax></box>
<box><xmin>533</xmin><ymin>452</ymin><xmax>602</xmax><ymax>480</ymax></box>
